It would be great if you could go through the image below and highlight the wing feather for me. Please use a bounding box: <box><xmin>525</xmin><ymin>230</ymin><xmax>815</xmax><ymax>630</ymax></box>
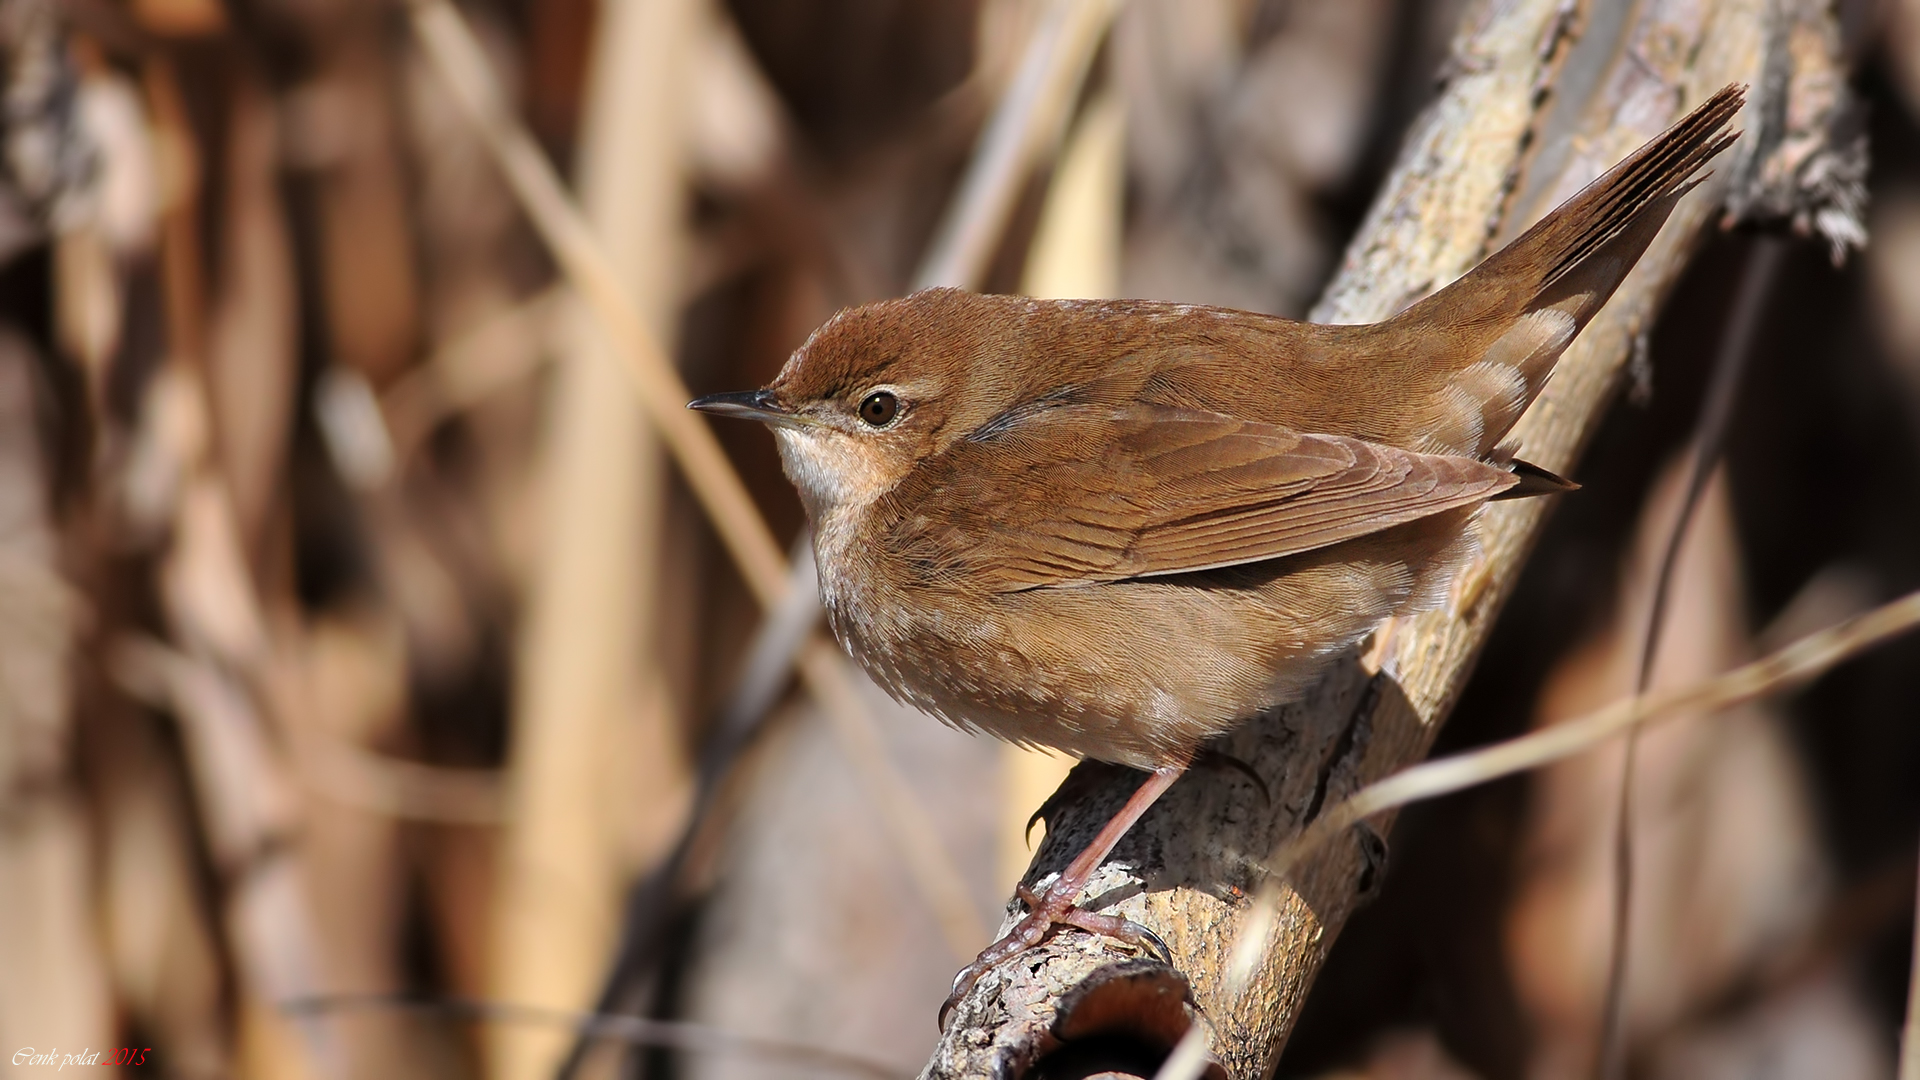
<box><xmin>882</xmin><ymin>403</ymin><xmax>1517</xmax><ymax>592</ymax></box>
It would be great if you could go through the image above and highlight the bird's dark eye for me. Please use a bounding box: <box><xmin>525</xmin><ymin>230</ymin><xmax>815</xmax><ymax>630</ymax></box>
<box><xmin>858</xmin><ymin>391</ymin><xmax>900</xmax><ymax>427</ymax></box>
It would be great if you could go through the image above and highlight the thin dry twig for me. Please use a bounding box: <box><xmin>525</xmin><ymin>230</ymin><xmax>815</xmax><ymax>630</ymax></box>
<box><xmin>405</xmin><ymin>0</ymin><xmax>786</xmax><ymax>605</ymax></box>
<box><xmin>1147</xmin><ymin>588</ymin><xmax>1920</xmax><ymax>1080</ymax></box>
<box><xmin>1598</xmin><ymin>235</ymin><xmax>1789</xmax><ymax>1080</ymax></box>
<box><xmin>1253</xmin><ymin>588</ymin><xmax>1920</xmax><ymax>935</ymax></box>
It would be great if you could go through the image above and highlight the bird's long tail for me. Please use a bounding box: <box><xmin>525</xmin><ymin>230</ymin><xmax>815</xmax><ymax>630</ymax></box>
<box><xmin>1395</xmin><ymin>84</ymin><xmax>1745</xmax><ymax>458</ymax></box>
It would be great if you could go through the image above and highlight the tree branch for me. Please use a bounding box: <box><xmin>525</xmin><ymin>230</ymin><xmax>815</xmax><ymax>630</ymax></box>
<box><xmin>921</xmin><ymin>0</ymin><xmax>1856</xmax><ymax>1077</ymax></box>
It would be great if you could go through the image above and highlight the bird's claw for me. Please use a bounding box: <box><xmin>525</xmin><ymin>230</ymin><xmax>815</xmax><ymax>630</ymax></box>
<box><xmin>938</xmin><ymin>882</ymin><xmax>1173</xmax><ymax>1030</ymax></box>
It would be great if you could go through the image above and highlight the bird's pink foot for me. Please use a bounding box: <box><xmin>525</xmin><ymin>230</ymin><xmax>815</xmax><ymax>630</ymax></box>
<box><xmin>939</xmin><ymin>881</ymin><xmax>1170</xmax><ymax>1029</ymax></box>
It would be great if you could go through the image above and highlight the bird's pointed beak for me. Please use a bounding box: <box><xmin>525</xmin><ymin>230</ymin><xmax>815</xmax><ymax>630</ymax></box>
<box><xmin>687</xmin><ymin>389</ymin><xmax>812</xmax><ymax>429</ymax></box>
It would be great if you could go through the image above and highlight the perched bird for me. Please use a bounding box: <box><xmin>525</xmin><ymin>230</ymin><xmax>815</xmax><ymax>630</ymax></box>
<box><xmin>693</xmin><ymin>85</ymin><xmax>1744</xmax><ymax>1012</ymax></box>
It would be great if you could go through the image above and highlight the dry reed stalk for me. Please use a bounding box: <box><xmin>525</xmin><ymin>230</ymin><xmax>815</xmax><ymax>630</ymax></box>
<box><xmin>485</xmin><ymin>0</ymin><xmax>701</xmax><ymax>1078</ymax></box>
<box><xmin>202</xmin><ymin>68</ymin><xmax>296</xmax><ymax>559</ymax></box>
<box><xmin>0</xmin><ymin>331</ymin><xmax>114</xmax><ymax>1080</ymax></box>
<box><xmin>0</xmin><ymin>798</ymin><xmax>118</xmax><ymax>1066</ymax></box>
<box><xmin>1018</xmin><ymin>89</ymin><xmax>1123</xmax><ymax>301</ymax></box>
<box><xmin>138</xmin><ymin>57</ymin><xmax>341</xmax><ymax>1080</ymax></box>
<box><xmin>88</xmin><ymin>705</ymin><xmax>231</xmax><ymax>1077</ymax></box>
<box><xmin>278</xmin><ymin>613</ymin><xmax>435</xmax><ymax>1077</ymax></box>
<box><xmin>568</xmin><ymin>0</ymin><xmax>696</xmax><ymax>873</ymax></box>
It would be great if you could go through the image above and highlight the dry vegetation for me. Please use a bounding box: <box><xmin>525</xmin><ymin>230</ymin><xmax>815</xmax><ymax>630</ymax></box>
<box><xmin>0</xmin><ymin>0</ymin><xmax>1916</xmax><ymax>1079</ymax></box>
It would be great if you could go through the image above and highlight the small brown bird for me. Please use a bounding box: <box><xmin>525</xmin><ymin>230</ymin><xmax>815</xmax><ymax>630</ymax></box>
<box><xmin>694</xmin><ymin>86</ymin><xmax>1743</xmax><ymax>1008</ymax></box>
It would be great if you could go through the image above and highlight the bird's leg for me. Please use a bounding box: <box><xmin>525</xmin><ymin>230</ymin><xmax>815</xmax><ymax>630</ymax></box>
<box><xmin>940</xmin><ymin>763</ymin><xmax>1185</xmax><ymax>1026</ymax></box>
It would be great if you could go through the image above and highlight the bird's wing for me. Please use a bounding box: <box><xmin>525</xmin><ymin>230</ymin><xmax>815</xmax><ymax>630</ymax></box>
<box><xmin>881</xmin><ymin>403</ymin><xmax>1518</xmax><ymax>592</ymax></box>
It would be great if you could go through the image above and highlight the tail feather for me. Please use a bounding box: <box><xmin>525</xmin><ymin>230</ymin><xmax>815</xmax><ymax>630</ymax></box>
<box><xmin>1395</xmin><ymin>84</ymin><xmax>1745</xmax><ymax>457</ymax></box>
<box><xmin>1531</xmin><ymin>86</ymin><xmax>1744</xmax><ymax>293</ymax></box>
<box><xmin>1490</xmin><ymin>458</ymin><xmax>1580</xmax><ymax>499</ymax></box>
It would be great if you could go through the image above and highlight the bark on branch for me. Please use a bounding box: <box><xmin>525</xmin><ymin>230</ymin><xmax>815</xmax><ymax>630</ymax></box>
<box><xmin>922</xmin><ymin>0</ymin><xmax>1859</xmax><ymax>1077</ymax></box>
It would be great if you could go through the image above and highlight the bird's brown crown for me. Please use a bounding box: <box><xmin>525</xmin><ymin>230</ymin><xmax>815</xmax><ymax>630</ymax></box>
<box><xmin>772</xmin><ymin>288</ymin><xmax>1066</xmax><ymax>444</ymax></box>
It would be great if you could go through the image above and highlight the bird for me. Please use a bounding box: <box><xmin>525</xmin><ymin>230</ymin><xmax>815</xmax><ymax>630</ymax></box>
<box><xmin>691</xmin><ymin>84</ymin><xmax>1744</xmax><ymax>1015</ymax></box>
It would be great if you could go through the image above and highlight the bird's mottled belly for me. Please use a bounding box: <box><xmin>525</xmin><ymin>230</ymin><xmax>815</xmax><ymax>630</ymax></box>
<box><xmin>815</xmin><ymin>512</ymin><xmax>1477</xmax><ymax>769</ymax></box>
<box><xmin>819</xmin><ymin>567</ymin><xmax>1346</xmax><ymax>768</ymax></box>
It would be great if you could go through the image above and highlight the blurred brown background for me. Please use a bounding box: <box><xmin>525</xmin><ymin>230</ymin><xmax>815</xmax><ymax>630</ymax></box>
<box><xmin>0</xmin><ymin>0</ymin><xmax>1916</xmax><ymax>1077</ymax></box>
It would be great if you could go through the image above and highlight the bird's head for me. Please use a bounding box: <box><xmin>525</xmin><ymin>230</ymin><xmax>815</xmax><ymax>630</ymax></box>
<box><xmin>691</xmin><ymin>288</ymin><xmax>1041</xmax><ymax>519</ymax></box>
